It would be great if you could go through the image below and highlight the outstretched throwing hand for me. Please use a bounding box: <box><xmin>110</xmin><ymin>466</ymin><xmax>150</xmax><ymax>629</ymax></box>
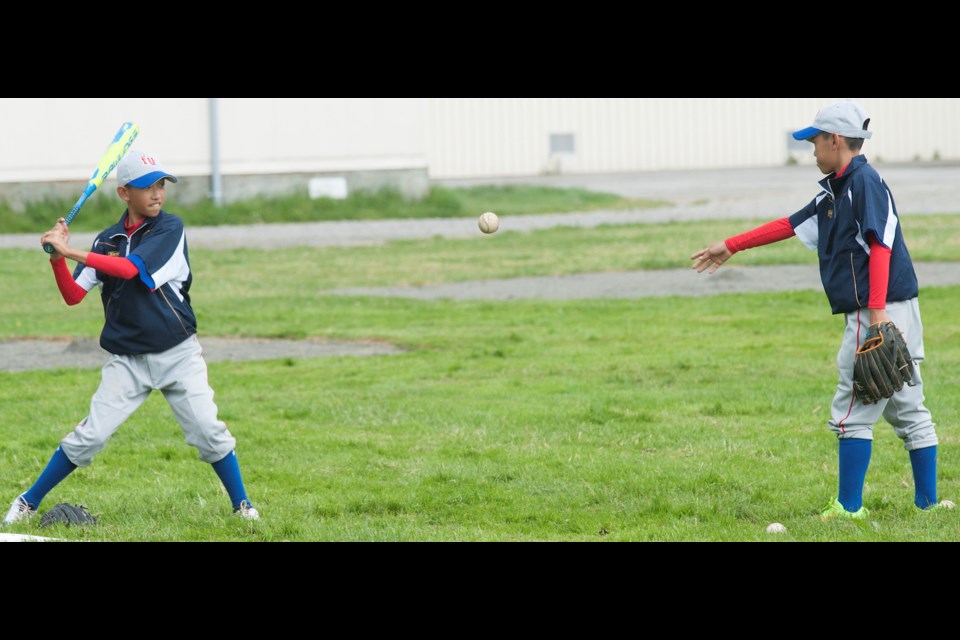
<box><xmin>691</xmin><ymin>241</ymin><xmax>734</xmax><ymax>274</ymax></box>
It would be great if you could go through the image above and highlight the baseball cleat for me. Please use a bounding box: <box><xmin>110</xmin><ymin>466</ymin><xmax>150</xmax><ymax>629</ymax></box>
<box><xmin>820</xmin><ymin>499</ymin><xmax>869</xmax><ymax>522</ymax></box>
<box><xmin>234</xmin><ymin>500</ymin><xmax>260</xmax><ymax>521</ymax></box>
<box><xmin>2</xmin><ymin>495</ymin><xmax>37</xmax><ymax>526</ymax></box>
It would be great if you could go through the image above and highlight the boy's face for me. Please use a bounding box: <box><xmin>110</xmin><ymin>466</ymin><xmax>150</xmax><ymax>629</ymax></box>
<box><xmin>809</xmin><ymin>132</ymin><xmax>843</xmax><ymax>175</ymax></box>
<box><xmin>117</xmin><ymin>180</ymin><xmax>167</xmax><ymax>222</ymax></box>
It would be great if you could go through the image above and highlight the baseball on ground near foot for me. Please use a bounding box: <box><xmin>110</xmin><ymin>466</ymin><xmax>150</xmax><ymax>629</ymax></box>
<box><xmin>766</xmin><ymin>523</ymin><xmax>788</xmax><ymax>535</ymax></box>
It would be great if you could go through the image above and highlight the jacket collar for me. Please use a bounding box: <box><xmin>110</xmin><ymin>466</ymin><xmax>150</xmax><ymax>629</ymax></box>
<box><xmin>106</xmin><ymin>210</ymin><xmax>164</xmax><ymax>238</ymax></box>
<box><xmin>819</xmin><ymin>155</ymin><xmax>869</xmax><ymax>193</ymax></box>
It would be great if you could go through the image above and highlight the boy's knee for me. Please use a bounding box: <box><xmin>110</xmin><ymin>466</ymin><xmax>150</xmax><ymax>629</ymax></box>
<box><xmin>898</xmin><ymin>424</ymin><xmax>939</xmax><ymax>452</ymax></box>
<box><xmin>59</xmin><ymin>418</ymin><xmax>114</xmax><ymax>468</ymax></box>
<box><xmin>59</xmin><ymin>439</ymin><xmax>103</xmax><ymax>469</ymax></box>
<box><xmin>186</xmin><ymin>426</ymin><xmax>237</xmax><ymax>465</ymax></box>
<box><xmin>197</xmin><ymin>443</ymin><xmax>236</xmax><ymax>465</ymax></box>
<box><xmin>829</xmin><ymin>422</ymin><xmax>873</xmax><ymax>441</ymax></box>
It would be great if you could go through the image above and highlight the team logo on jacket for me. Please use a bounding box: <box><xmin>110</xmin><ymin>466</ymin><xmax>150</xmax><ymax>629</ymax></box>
<box><xmin>827</xmin><ymin>209</ymin><xmax>834</xmax><ymax>219</ymax></box>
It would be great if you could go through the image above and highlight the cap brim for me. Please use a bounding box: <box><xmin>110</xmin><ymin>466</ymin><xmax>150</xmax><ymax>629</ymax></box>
<box><xmin>792</xmin><ymin>127</ymin><xmax>822</xmax><ymax>142</ymax></box>
<box><xmin>125</xmin><ymin>172</ymin><xmax>179</xmax><ymax>188</ymax></box>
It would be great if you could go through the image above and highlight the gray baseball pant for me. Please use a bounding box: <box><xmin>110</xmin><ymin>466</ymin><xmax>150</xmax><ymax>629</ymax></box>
<box><xmin>829</xmin><ymin>298</ymin><xmax>939</xmax><ymax>451</ymax></box>
<box><xmin>60</xmin><ymin>336</ymin><xmax>237</xmax><ymax>468</ymax></box>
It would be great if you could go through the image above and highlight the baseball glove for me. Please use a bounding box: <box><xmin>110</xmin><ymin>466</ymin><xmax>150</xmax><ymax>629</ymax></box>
<box><xmin>39</xmin><ymin>504</ymin><xmax>98</xmax><ymax>529</ymax></box>
<box><xmin>853</xmin><ymin>322</ymin><xmax>916</xmax><ymax>406</ymax></box>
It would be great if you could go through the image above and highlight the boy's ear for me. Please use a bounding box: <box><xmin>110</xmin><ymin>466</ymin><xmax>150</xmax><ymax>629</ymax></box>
<box><xmin>117</xmin><ymin>186</ymin><xmax>131</xmax><ymax>203</ymax></box>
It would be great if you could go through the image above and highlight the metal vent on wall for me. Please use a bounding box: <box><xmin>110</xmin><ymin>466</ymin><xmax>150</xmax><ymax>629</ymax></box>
<box><xmin>550</xmin><ymin>133</ymin><xmax>577</xmax><ymax>155</ymax></box>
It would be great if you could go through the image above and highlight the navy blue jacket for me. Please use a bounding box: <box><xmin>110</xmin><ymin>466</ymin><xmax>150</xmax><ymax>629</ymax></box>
<box><xmin>789</xmin><ymin>156</ymin><xmax>919</xmax><ymax>315</ymax></box>
<box><xmin>74</xmin><ymin>211</ymin><xmax>197</xmax><ymax>355</ymax></box>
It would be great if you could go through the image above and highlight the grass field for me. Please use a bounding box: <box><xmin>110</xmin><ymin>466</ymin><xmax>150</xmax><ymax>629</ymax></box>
<box><xmin>0</xmin><ymin>185</ymin><xmax>665</xmax><ymax>233</ymax></box>
<box><xmin>0</xmin><ymin>212</ymin><xmax>958</xmax><ymax>541</ymax></box>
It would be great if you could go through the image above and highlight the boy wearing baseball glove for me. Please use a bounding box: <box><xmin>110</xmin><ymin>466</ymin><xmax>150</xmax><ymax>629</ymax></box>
<box><xmin>692</xmin><ymin>100</ymin><xmax>947</xmax><ymax>520</ymax></box>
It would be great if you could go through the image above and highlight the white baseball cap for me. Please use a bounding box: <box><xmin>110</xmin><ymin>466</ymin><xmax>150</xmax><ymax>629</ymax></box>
<box><xmin>116</xmin><ymin>151</ymin><xmax>179</xmax><ymax>188</ymax></box>
<box><xmin>793</xmin><ymin>100</ymin><xmax>873</xmax><ymax>141</ymax></box>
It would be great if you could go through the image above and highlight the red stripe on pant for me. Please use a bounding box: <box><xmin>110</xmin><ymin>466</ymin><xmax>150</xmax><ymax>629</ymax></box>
<box><xmin>838</xmin><ymin>309</ymin><xmax>863</xmax><ymax>434</ymax></box>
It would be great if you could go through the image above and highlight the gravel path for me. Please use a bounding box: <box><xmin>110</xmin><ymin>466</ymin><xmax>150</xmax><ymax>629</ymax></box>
<box><xmin>2</xmin><ymin>165</ymin><xmax>957</xmax><ymax>252</ymax></box>
<box><xmin>0</xmin><ymin>338</ymin><xmax>402</xmax><ymax>373</ymax></box>
<box><xmin>331</xmin><ymin>263</ymin><xmax>960</xmax><ymax>302</ymax></box>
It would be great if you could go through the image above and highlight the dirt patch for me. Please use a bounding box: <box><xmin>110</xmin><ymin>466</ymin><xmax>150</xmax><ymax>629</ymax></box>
<box><xmin>331</xmin><ymin>263</ymin><xmax>960</xmax><ymax>302</ymax></box>
<box><xmin>6</xmin><ymin>263</ymin><xmax>957</xmax><ymax>373</ymax></box>
<box><xmin>0</xmin><ymin>337</ymin><xmax>403</xmax><ymax>373</ymax></box>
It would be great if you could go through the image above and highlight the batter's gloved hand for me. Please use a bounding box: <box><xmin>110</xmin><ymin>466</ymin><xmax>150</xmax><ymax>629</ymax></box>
<box><xmin>853</xmin><ymin>322</ymin><xmax>916</xmax><ymax>406</ymax></box>
<box><xmin>39</xmin><ymin>504</ymin><xmax>98</xmax><ymax>529</ymax></box>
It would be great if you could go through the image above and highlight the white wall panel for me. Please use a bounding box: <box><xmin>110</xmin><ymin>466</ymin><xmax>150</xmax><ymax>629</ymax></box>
<box><xmin>1</xmin><ymin>98</ymin><xmax>955</xmax><ymax>184</ymax></box>
<box><xmin>0</xmin><ymin>98</ymin><xmax>209</xmax><ymax>181</ymax></box>
<box><xmin>0</xmin><ymin>98</ymin><xmax>427</xmax><ymax>183</ymax></box>
<box><xmin>217</xmin><ymin>98</ymin><xmax>427</xmax><ymax>175</ymax></box>
<box><xmin>426</xmin><ymin>98</ymin><xmax>960</xmax><ymax>178</ymax></box>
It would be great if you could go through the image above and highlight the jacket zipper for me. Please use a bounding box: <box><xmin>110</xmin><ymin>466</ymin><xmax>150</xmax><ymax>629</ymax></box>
<box><xmin>159</xmin><ymin>287</ymin><xmax>190</xmax><ymax>337</ymax></box>
<box><xmin>850</xmin><ymin>253</ymin><xmax>862</xmax><ymax>309</ymax></box>
<box><xmin>126</xmin><ymin>223</ymin><xmax>151</xmax><ymax>254</ymax></box>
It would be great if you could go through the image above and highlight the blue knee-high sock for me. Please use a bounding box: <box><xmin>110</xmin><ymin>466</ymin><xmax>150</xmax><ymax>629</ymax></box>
<box><xmin>211</xmin><ymin>451</ymin><xmax>251</xmax><ymax>510</ymax></box>
<box><xmin>22</xmin><ymin>447</ymin><xmax>78</xmax><ymax>509</ymax></box>
<box><xmin>910</xmin><ymin>446</ymin><xmax>938</xmax><ymax>510</ymax></box>
<box><xmin>838</xmin><ymin>439</ymin><xmax>872</xmax><ymax>513</ymax></box>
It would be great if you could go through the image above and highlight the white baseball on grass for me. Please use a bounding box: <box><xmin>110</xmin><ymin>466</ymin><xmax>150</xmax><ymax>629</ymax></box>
<box><xmin>479</xmin><ymin>212</ymin><xmax>500</xmax><ymax>235</ymax></box>
<box><xmin>766</xmin><ymin>523</ymin><xmax>788</xmax><ymax>535</ymax></box>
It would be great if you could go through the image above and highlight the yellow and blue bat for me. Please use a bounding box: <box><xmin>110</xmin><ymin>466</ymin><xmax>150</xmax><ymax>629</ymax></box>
<box><xmin>43</xmin><ymin>122</ymin><xmax>140</xmax><ymax>254</ymax></box>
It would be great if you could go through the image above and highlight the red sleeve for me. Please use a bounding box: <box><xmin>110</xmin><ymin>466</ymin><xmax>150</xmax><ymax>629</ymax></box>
<box><xmin>51</xmin><ymin>258</ymin><xmax>87</xmax><ymax>306</ymax></box>
<box><xmin>85</xmin><ymin>253</ymin><xmax>139</xmax><ymax>280</ymax></box>
<box><xmin>868</xmin><ymin>235</ymin><xmax>892</xmax><ymax>310</ymax></box>
<box><xmin>725</xmin><ymin>218</ymin><xmax>796</xmax><ymax>254</ymax></box>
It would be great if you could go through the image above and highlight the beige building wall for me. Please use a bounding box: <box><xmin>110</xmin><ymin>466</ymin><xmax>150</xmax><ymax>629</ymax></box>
<box><xmin>0</xmin><ymin>98</ymin><xmax>211</xmax><ymax>182</ymax></box>
<box><xmin>0</xmin><ymin>98</ymin><xmax>428</xmax><ymax>183</ymax></box>
<box><xmin>425</xmin><ymin>98</ymin><xmax>960</xmax><ymax>178</ymax></box>
<box><xmin>1</xmin><ymin>98</ymin><xmax>955</xmax><ymax>185</ymax></box>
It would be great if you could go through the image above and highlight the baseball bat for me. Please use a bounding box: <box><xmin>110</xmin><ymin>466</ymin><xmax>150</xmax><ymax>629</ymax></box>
<box><xmin>43</xmin><ymin>122</ymin><xmax>140</xmax><ymax>254</ymax></box>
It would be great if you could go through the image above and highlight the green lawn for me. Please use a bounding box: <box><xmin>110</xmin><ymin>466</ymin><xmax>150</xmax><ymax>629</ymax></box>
<box><xmin>0</xmin><ymin>215</ymin><xmax>958</xmax><ymax>541</ymax></box>
<box><xmin>0</xmin><ymin>185</ymin><xmax>666</xmax><ymax>233</ymax></box>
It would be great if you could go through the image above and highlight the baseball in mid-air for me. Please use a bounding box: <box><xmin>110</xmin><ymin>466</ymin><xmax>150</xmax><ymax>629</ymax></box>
<box><xmin>478</xmin><ymin>212</ymin><xmax>500</xmax><ymax>235</ymax></box>
<box><xmin>766</xmin><ymin>523</ymin><xmax>788</xmax><ymax>535</ymax></box>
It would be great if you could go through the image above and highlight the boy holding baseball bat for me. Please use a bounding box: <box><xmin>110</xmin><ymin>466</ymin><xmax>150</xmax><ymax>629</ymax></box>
<box><xmin>2</xmin><ymin>151</ymin><xmax>260</xmax><ymax>527</ymax></box>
